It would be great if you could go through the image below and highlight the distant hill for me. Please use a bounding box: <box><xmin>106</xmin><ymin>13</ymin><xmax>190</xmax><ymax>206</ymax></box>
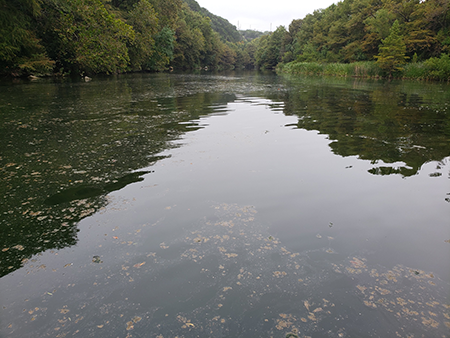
<box><xmin>240</xmin><ymin>29</ymin><xmax>269</xmax><ymax>42</ymax></box>
<box><xmin>183</xmin><ymin>0</ymin><xmax>243</xmax><ymax>43</ymax></box>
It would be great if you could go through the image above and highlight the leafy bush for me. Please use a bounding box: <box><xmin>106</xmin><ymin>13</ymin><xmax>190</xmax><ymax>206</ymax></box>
<box><xmin>402</xmin><ymin>63</ymin><xmax>428</xmax><ymax>79</ymax></box>
<box><xmin>17</xmin><ymin>54</ymin><xmax>55</xmax><ymax>76</ymax></box>
<box><xmin>423</xmin><ymin>54</ymin><xmax>450</xmax><ymax>81</ymax></box>
<box><xmin>402</xmin><ymin>54</ymin><xmax>450</xmax><ymax>80</ymax></box>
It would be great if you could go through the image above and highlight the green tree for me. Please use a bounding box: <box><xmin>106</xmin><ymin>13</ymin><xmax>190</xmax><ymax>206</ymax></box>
<box><xmin>279</xmin><ymin>19</ymin><xmax>302</xmax><ymax>63</ymax></box>
<box><xmin>341</xmin><ymin>0</ymin><xmax>376</xmax><ymax>61</ymax></box>
<box><xmin>233</xmin><ymin>41</ymin><xmax>252</xmax><ymax>69</ymax></box>
<box><xmin>255</xmin><ymin>26</ymin><xmax>287</xmax><ymax>69</ymax></box>
<box><xmin>171</xmin><ymin>3</ymin><xmax>236</xmax><ymax>70</ymax></box>
<box><xmin>149</xmin><ymin>0</ymin><xmax>182</xmax><ymax>30</ymax></box>
<box><xmin>40</xmin><ymin>0</ymin><xmax>134</xmax><ymax>75</ymax></box>
<box><xmin>404</xmin><ymin>0</ymin><xmax>450</xmax><ymax>58</ymax></box>
<box><xmin>172</xmin><ymin>5</ymin><xmax>206</xmax><ymax>69</ymax></box>
<box><xmin>292</xmin><ymin>10</ymin><xmax>323</xmax><ymax>61</ymax></box>
<box><xmin>364</xmin><ymin>8</ymin><xmax>395</xmax><ymax>43</ymax></box>
<box><xmin>148</xmin><ymin>27</ymin><xmax>175</xmax><ymax>71</ymax></box>
<box><xmin>296</xmin><ymin>41</ymin><xmax>321</xmax><ymax>62</ymax></box>
<box><xmin>0</xmin><ymin>0</ymin><xmax>54</xmax><ymax>75</ymax></box>
<box><xmin>374</xmin><ymin>20</ymin><xmax>409</xmax><ymax>76</ymax></box>
<box><xmin>126</xmin><ymin>0</ymin><xmax>159</xmax><ymax>71</ymax></box>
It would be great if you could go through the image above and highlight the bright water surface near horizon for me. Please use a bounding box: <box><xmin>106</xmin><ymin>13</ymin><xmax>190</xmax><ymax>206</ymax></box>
<box><xmin>1</xmin><ymin>71</ymin><xmax>449</xmax><ymax>337</ymax></box>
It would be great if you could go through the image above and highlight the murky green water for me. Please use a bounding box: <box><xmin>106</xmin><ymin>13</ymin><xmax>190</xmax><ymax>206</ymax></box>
<box><xmin>1</xmin><ymin>72</ymin><xmax>449</xmax><ymax>337</ymax></box>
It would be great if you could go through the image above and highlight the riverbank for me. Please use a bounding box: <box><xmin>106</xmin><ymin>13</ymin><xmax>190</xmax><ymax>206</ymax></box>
<box><xmin>277</xmin><ymin>55</ymin><xmax>450</xmax><ymax>81</ymax></box>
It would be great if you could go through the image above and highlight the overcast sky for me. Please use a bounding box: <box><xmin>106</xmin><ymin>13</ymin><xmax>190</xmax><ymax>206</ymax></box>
<box><xmin>196</xmin><ymin>0</ymin><xmax>338</xmax><ymax>32</ymax></box>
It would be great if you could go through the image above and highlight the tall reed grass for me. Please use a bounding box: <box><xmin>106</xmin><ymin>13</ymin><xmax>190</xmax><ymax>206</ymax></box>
<box><xmin>278</xmin><ymin>56</ymin><xmax>450</xmax><ymax>81</ymax></box>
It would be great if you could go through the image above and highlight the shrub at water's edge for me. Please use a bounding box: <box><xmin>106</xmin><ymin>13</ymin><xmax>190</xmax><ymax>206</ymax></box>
<box><xmin>403</xmin><ymin>54</ymin><xmax>450</xmax><ymax>81</ymax></box>
<box><xmin>278</xmin><ymin>54</ymin><xmax>450</xmax><ymax>81</ymax></box>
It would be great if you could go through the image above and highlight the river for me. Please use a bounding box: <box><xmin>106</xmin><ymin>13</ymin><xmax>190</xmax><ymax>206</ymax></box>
<box><xmin>1</xmin><ymin>71</ymin><xmax>449</xmax><ymax>337</ymax></box>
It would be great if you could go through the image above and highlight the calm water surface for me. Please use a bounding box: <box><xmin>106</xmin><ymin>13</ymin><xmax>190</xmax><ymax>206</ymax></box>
<box><xmin>1</xmin><ymin>72</ymin><xmax>449</xmax><ymax>337</ymax></box>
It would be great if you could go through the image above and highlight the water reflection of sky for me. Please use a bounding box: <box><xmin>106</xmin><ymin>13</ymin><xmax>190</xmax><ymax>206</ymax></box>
<box><xmin>1</xmin><ymin>74</ymin><xmax>449</xmax><ymax>337</ymax></box>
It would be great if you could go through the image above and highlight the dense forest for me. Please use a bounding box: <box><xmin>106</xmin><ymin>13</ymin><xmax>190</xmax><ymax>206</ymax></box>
<box><xmin>0</xmin><ymin>0</ymin><xmax>258</xmax><ymax>76</ymax></box>
<box><xmin>255</xmin><ymin>0</ymin><xmax>450</xmax><ymax>79</ymax></box>
<box><xmin>1</xmin><ymin>0</ymin><xmax>449</xmax><ymax>78</ymax></box>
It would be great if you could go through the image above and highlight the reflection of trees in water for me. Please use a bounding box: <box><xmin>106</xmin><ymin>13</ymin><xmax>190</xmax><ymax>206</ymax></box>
<box><xmin>2</xmin><ymin>73</ymin><xmax>448</xmax><ymax>276</ymax></box>
<box><xmin>0</xmin><ymin>75</ymin><xmax>237</xmax><ymax>277</ymax></box>
<box><xmin>278</xmin><ymin>78</ymin><xmax>450</xmax><ymax>177</ymax></box>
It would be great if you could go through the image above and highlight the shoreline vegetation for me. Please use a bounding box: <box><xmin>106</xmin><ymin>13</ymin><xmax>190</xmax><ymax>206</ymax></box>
<box><xmin>277</xmin><ymin>54</ymin><xmax>450</xmax><ymax>81</ymax></box>
<box><xmin>1</xmin><ymin>0</ymin><xmax>449</xmax><ymax>81</ymax></box>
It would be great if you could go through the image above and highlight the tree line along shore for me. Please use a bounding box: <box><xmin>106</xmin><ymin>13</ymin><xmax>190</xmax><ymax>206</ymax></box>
<box><xmin>1</xmin><ymin>0</ymin><xmax>449</xmax><ymax>80</ymax></box>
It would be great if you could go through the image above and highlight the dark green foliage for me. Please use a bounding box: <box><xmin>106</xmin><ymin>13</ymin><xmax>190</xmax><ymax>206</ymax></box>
<box><xmin>148</xmin><ymin>0</ymin><xmax>182</xmax><ymax>30</ymax></box>
<box><xmin>39</xmin><ymin>0</ymin><xmax>134</xmax><ymax>75</ymax></box>
<box><xmin>0</xmin><ymin>0</ymin><xmax>248</xmax><ymax>75</ymax></box>
<box><xmin>423</xmin><ymin>53</ymin><xmax>450</xmax><ymax>80</ymax></box>
<box><xmin>374</xmin><ymin>20</ymin><xmax>409</xmax><ymax>76</ymax></box>
<box><xmin>172</xmin><ymin>2</ymin><xmax>240</xmax><ymax>70</ymax></box>
<box><xmin>110</xmin><ymin>0</ymin><xmax>140</xmax><ymax>11</ymax></box>
<box><xmin>2</xmin><ymin>0</ymin><xmax>450</xmax><ymax>76</ymax></box>
<box><xmin>280</xmin><ymin>0</ymin><xmax>450</xmax><ymax>67</ymax></box>
<box><xmin>255</xmin><ymin>26</ymin><xmax>287</xmax><ymax>69</ymax></box>
<box><xmin>172</xmin><ymin>5</ymin><xmax>208</xmax><ymax>69</ymax></box>
<box><xmin>148</xmin><ymin>27</ymin><xmax>176</xmax><ymax>71</ymax></box>
<box><xmin>126</xmin><ymin>0</ymin><xmax>159</xmax><ymax>71</ymax></box>
<box><xmin>0</xmin><ymin>0</ymin><xmax>54</xmax><ymax>75</ymax></box>
<box><xmin>253</xmin><ymin>0</ymin><xmax>450</xmax><ymax>79</ymax></box>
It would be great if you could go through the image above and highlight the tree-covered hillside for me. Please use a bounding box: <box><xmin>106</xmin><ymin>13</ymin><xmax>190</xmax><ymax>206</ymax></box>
<box><xmin>251</xmin><ymin>0</ymin><xmax>450</xmax><ymax>79</ymax></box>
<box><xmin>240</xmin><ymin>30</ymin><xmax>269</xmax><ymax>42</ymax></box>
<box><xmin>0</xmin><ymin>0</ymin><xmax>249</xmax><ymax>76</ymax></box>
<box><xmin>2</xmin><ymin>0</ymin><xmax>449</xmax><ymax>78</ymax></box>
<box><xmin>183</xmin><ymin>0</ymin><xmax>243</xmax><ymax>43</ymax></box>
